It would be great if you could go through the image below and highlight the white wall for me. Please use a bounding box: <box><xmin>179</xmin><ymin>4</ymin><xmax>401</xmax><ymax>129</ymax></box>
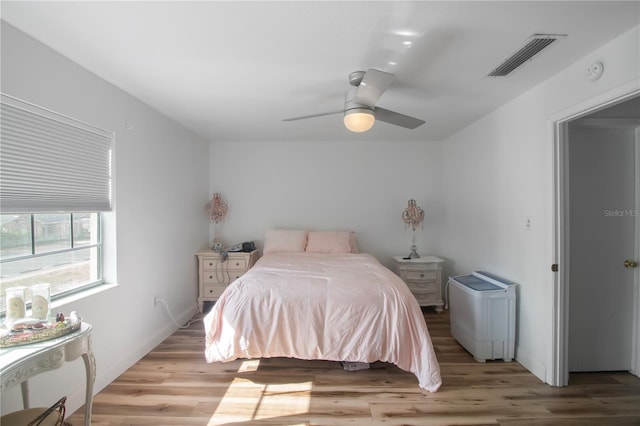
<box><xmin>1</xmin><ymin>22</ymin><xmax>210</xmax><ymax>415</ymax></box>
<box><xmin>440</xmin><ymin>26</ymin><xmax>640</xmax><ymax>383</ymax></box>
<box><xmin>208</xmin><ymin>139</ymin><xmax>443</xmax><ymax>269</ymax></box>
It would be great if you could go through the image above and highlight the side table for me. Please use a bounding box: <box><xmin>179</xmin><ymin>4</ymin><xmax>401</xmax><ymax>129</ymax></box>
<box><xmin>0</xmin><ymin>322</ymin><xmax>95</xmax><ymax>426</ymax></box>
<box><xmin>196</xmin><ymin>249</ymin><xmax>259</xmax><ymax>312</ymax></box>
<box><xmin>393</xmin><ymin>255</ymin><xmax>445</xmax><ymax>312</ymax></box>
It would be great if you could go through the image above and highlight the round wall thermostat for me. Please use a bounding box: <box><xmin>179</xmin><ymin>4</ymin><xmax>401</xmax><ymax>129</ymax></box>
<box><xmin>586</xmin><ymin>62</ymin><xmax>604</xmax><ymax>81</ymax></box>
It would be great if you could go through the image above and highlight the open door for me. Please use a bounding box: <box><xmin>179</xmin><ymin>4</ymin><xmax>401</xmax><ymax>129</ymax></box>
<box><xmin>552</xmin><ymin>90</ymin><xmax>640</xmax><ymax>386</ymax></box>
<box><xmin>567</xmin><ymin>120</ymin><xmax>637</xmax><ymax>371</ymax></box>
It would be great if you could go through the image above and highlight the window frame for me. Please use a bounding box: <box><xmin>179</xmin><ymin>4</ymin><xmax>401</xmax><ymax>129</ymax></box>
<box><xmin>0</xmin><ymin>212</ymin><xmax>104</xmax><ymax>314</ymax></box>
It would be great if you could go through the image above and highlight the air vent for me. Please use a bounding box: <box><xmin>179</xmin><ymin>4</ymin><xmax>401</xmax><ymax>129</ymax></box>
<box><xmin>488</xmin><ymin>34</ymin><xmax>566</xmax><ymax>77</ymax></box>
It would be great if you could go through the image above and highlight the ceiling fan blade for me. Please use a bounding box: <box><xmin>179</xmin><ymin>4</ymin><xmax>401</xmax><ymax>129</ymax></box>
<box><xmin>375</xmin><ymin>107</ymin><xmax>425</xmax><ymax>129</ymax></box>
<box><xmin>352</xmin><ymin>69</ymin><xmax>394</xmax><ymax>107</ymax></box>
<box><xmin>281</xmin><ymin>110</ymin><xmax>343</xmax><ymax>122</ymax></box>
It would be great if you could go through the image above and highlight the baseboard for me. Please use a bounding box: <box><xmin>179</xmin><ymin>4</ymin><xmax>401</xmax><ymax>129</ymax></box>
<box><xmin>515</xmin><ymin>345</ymin><xmax>547</xmax><ymax>383</ymax></box>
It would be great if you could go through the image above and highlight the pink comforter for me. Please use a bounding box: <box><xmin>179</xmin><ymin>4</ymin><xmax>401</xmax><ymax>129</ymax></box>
<box><xmin>203</xmin><ymin>252</ymin><xmax>442</xmax><ymax>392</ymax></box>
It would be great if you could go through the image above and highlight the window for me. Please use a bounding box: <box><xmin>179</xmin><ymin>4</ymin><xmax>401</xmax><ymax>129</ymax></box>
<box><xmin>0</xmin><ymin>94</ymin><xmax>113</xmax><ymax>314</ymax></box>
<box><xmin>0</xmin><ymin>213</ymin><xmax>102</xmax><ymax>313</ymax></box>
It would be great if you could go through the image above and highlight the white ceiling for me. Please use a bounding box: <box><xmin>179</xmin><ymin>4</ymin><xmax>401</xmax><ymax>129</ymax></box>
<box><xmin>2</xmin><ymin>1</ymin><xmax>639</xmax><ymax>142</ymax></box>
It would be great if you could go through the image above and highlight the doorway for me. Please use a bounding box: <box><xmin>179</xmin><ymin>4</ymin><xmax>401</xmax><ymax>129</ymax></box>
<box><xmin>553</xmin><ymin>91</ymin><xmax>640</xmax><ymax>386</ymax></box>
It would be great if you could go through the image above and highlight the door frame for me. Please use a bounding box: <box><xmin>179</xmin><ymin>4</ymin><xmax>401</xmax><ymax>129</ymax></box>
<box><xmin>551</xmin><ymin>81</ymin><xmax>640</xmax><ymax>387</ymax></box>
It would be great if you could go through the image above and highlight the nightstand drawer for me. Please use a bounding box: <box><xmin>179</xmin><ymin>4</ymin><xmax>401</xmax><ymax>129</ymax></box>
<box><xmin>218</xmin><ymin>271</ymin><xmax>245</xmax><ymax>282</ymax></box>
<box><xmin>413</xmin><ymin>292</ymin><xmax>439</xmax><ymax>305</ymax></box>
<box><xmin>202</xmin><ymin>271</ymin><xmax>220</xmax><ymax>284</ymax></box>
<box><xmin>403</xmin><ymin>270</ymin><xmax>437</xmax><ymax>281</ymax></box>
<box><xmin>202</xmin><ymin>271</ymin><xmax>222</xmax><ymax>284</ymax></box>
<box><xmin>202</xmin><ymin>257</ymin><xmax>248</xmax><ymax>271</ymax></box>
<box><xmin>226</xmin><ymin>258</ymin><xmax>248</xmax><ymax>270</ymax></box>
<box><xmin>407</xmin><ymin>280</ymin><xmax>438</xmax><ymax>293</ymax></box>
<box><xmin>202</xmin><ymin>258</ymin><xmax>219</xmax><ymax>270</ymax></box>
<box><xmin>203</xmin><ymin>270</ymin><xmax>245</xmax><ymax>284</ymax></box>
<box><xmin>202</xmin><ymin>284</ymin><xmax>226</xmax><ymax>298</ymax></box>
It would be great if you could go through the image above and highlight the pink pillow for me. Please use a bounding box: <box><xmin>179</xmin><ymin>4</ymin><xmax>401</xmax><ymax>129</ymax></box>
<box><xmin>305</xmin><ymin>231</ymin><xmax>358</xmax><ymax>254</ymax></box>
<box><xmin>263</xmin><ymin>229</ymin><xmax>308</xmax><ymax>254</ymax></box>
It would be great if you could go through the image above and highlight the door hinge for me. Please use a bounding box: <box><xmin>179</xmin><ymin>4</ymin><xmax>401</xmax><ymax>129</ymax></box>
<box><xmin>551</xmin><ymin>264</ymin><xmax>558</xmax><ymax>272</ymax></box>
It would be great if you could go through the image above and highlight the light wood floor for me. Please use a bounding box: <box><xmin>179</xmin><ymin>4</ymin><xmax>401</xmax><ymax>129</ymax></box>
<box><xmin>67</xmin><ymin>309</ymin><xmax>640</xmax><ymax>425</ymax></box>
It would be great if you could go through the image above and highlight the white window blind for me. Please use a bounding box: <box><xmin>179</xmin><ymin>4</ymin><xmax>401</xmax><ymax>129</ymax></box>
<box><xmin>1</xmin><ymin>94</ymin><xmax>113</xmax><ymax>213</ymax></box>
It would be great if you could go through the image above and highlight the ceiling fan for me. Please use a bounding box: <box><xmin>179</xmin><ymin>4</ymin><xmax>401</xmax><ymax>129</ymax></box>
<box><xmin>282</xmin><ymin>69</ymin><xmax>425</xmax><ymax>132</ymax></box>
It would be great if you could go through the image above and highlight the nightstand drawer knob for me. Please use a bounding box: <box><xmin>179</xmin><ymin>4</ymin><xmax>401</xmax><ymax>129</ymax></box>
<box><xmin>420</xmin><ymin>273</ymin><xmax>425</xmax><ymax>278</ymax></box>
<box><xmin>235</xmin><ymin>262</ymin><xmax>240</xmax><ymax>267</ymax></box>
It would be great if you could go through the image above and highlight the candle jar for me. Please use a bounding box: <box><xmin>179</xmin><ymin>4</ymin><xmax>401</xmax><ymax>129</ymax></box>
<box><xmin>5</xmin><ymin>286</ymin><xmax>27</xmax><ymax>326</ymax></box>
<box><xmin>31</xmin><ymin>283</ymin><xmax>51</xmax><ymax>320</ymax></box>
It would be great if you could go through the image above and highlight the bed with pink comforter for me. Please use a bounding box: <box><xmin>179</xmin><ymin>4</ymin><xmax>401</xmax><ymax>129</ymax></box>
<box><xmin>203</xmin><ymin>252</ymin><xmax>442</xmax><ymax>392</ymax></box>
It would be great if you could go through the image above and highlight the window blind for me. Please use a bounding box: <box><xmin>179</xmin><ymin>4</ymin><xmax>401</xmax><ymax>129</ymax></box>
<box><xmin>1</xmin><ymin>94</ymin><xmax>113</xmax><ymax>213</ymax></box>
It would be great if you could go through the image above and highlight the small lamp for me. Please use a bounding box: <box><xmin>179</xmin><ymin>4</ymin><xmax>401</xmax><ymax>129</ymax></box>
<box><xmin>402</xmin><ymin>199</ymin><xmax>425</xmax><ymax>258</ymax></box>
<box><xmin>206</xmin><ymin>193</ymin><xmax>228</xmax><ymax>251</ymax></box>
<box><xmin>344</xmin><ymin>108</ymin><xmax>375</xmax><ymax>132</ymax></box>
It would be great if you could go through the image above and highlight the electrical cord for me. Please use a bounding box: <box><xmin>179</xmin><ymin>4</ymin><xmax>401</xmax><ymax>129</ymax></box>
<box><xmin>215</xmin><ymin>251</ymin><xmax>232</xmax><ymax>284</ymax></box>
<box><xmin>155</xmin><ymin>297</ymin><xmax>198</xmax><ymax>329</ymax></box>
<box><xmin>444</xmin><ymin>278</ymin><xmax>450</xmax><ymax>310</ymax></box>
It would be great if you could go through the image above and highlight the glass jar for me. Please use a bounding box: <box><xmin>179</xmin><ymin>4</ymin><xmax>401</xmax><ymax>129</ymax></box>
<box><xmin>5</xmin><ymin>286</ymin><xmax>27</xmax><ymax>326</ymax></box>
<box><xmin>31</xmin><ymin>283</ymin><xmax>51</xmax><ymax>320</ymax></box>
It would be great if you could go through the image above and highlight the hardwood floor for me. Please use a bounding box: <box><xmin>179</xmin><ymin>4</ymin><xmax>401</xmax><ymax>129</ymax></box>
<box><xmin>67</xmin><ymin>309</ymin><xmax>640</xmax><ymax>425</ymax></box>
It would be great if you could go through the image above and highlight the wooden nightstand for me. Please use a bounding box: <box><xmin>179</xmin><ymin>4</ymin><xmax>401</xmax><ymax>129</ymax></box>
<box><xmin>196</xmin><ymin>249</ymin><xmax>258</xmax><ymax>312</ymax></box>
<box><xmin>393</xmin><ymin>255</ymin><xmax>445</xmax><ymax>312</ymax></box>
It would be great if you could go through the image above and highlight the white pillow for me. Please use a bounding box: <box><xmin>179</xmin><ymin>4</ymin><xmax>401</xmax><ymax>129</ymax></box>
<box><xmin>305</xmin><ymin>231</ymin><xmax>358</xmax><ymax>254</ymax></box>
<box><xmin>263</xmin><ymin>229</ymin><xmax>308</xmax><ymax>254</ymax></box>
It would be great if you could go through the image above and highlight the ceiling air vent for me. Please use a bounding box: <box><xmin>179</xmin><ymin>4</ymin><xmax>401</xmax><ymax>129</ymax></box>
<box><xmin>488</xmin><ymin>34</ymin><xmax>566</xmax><ymax>77</ymax></box>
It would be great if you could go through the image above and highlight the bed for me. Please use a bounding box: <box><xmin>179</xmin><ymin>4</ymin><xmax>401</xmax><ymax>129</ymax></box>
<box><xmin>203</xmin><ymin>230</ymin><xmax>442</xmax><ymax>392</ymax></box>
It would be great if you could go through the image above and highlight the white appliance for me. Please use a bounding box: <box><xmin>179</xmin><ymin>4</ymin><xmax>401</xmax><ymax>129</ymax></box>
<box><xmin>448</xmin><ymin>271</ymin><xmax>516</xmax><ymax>362</ymax></box>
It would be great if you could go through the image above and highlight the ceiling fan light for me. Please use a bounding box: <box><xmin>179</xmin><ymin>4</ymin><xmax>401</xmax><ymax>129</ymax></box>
<box><xmin>344</xmin><ymin>109</ymin><xmax>375</xmax><ymax>132</ymax></box>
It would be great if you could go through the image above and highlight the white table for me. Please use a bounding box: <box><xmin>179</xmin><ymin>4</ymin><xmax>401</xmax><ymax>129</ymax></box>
<box><xmin>0</xmin><ymin>322</ymin><xmax>95</xmax><ymax>426</ymax></box>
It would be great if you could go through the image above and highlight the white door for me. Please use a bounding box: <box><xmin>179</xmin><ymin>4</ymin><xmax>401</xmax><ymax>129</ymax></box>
<box><xmin>568</xmin><ymin>123</ymin><xmax>637</xmax><ymax>372</ymax></box>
